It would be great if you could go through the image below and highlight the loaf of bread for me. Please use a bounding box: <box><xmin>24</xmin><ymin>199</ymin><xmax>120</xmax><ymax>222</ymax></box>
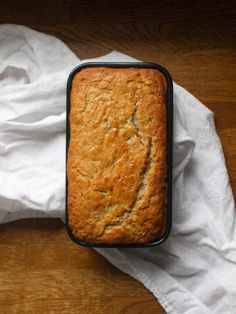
<box><xmin>67</xmin><ymin>67</ymin><xmax>167</xmax><ymax>244</ymax></box>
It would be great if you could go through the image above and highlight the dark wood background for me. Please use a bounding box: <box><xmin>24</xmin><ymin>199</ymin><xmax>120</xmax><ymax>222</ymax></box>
<box><xmin>0</xmin><ymin>1</ymin><xmax>235</xmax><ymax>313</ymax></box>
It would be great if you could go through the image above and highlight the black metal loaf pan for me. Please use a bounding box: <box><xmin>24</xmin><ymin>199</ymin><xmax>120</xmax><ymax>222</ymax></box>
<box><xmin>66</xmin><ymin>62</ymin><xmax>173</xmax><ymax>248</ymax></box>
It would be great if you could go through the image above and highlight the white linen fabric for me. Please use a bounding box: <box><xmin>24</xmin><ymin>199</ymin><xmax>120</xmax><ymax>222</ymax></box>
<box><xmin>0</xmin><ymin>24</ymin><xmax>236</xmax><ymax>314</ymax></box>
<box><xmin>0</xmin><ymin>24</ymin><xmax>78</xmax><ymax>221</ymax></box>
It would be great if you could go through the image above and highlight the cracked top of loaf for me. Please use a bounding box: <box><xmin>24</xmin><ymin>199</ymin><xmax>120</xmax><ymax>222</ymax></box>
<box><xmin>67</xmin><ymin>67</ymin><xmax>167</xmax><ymax>244</ymax></box>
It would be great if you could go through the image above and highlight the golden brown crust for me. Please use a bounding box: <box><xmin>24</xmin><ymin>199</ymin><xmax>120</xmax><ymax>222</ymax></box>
<box><xmin>67</xmin><ymin>67</ymin><xmax>167</xmax><ymax>244</ymax></box>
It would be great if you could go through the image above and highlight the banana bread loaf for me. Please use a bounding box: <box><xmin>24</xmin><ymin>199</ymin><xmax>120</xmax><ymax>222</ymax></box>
<box><xmin>67</xmin><ymin>66</ymin><xmax>167</xmax><ymax>244</ymax></box>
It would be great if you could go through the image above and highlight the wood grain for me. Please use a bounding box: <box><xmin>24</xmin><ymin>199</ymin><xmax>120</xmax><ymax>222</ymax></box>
<box><xmin>0</xmin><ymin>1</ymin><xmax>235</xmax><ymax>313</ymax></box>
<box><xmin>0</xmin><ymin>219</ymin><xmax>165</xmax><ymax>314</ymax></box>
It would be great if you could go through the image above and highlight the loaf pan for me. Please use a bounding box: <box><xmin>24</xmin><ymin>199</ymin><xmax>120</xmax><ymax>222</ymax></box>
<box><xmin>66</xmin><ymin>62</ymin><xmax>173</xmax><ymax>248</ymax></box>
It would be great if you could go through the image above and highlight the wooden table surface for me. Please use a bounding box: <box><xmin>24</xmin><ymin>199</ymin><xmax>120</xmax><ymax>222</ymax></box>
<box><xmin>0</xmin><ymin>1</ymin><xmax>235</xmax><ymax>313</ymax></box>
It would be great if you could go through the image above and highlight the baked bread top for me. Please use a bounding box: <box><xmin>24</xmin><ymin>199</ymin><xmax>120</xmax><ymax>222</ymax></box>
<box><xmin>67</xmin><ymin>67</ymin><xmax>167</xmax><ymax>244</ymax></box>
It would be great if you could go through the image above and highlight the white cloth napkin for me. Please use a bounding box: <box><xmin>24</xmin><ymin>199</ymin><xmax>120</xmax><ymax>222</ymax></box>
<box><xmin>0</xmin><ymin>24</ymin><xmax>78</xmax><ymax>221</ymax></box>
<box><xmin>1</xmin><ymin>24</ymin><xmax>236</xmax><ymax>314</ymax></box>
